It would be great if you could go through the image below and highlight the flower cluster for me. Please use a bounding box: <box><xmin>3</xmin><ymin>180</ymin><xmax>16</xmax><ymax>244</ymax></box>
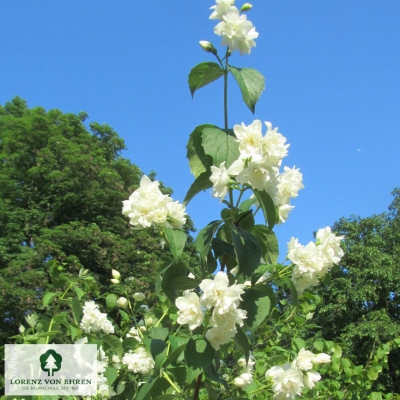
<box><xmin>80</xmin><ymin>301</ymin><xmax>114</xmax><ymax>334</ymax></box>
<box><xmin>122</xmin><ymin>175</ymin><xmax>186</xmax><ymax>230</ymax></box>
<box><xmin>265</xmin><ymin>348</ymin><xmax>331</xmax><ymax>399</ymax></box>
<box><xmin>121</xmin><ymin>346</ymin><xmax>155</xmax><ymax>375</ymax></box>
<box><xmin>288</xmin><ymin>227</ymin><xmax>344</xmax><ymax>294</ymax></box>
<box><xmin>175</xmin><ymin>272</ymin><xmax>247</xmax><ymax>350</ymax></box>
<box><xmin>210</xmin><ymin>0</ymin><xmax>258</xmax><ymax>55</ymax></box>
<box><xmin>234</xmin><ymin>353</ymin><xmax>256</xmax><ymax>390</ymax></box>
<box><xmin>210</xmin><ymin>120</ymin><xmax>304</xmax><ymax>223</ymax></box>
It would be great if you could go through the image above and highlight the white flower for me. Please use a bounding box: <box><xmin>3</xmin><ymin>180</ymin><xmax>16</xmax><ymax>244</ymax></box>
<box><xmin>133</xmin><ymin>292</ymin><xmax>146</xmax><ymax>301</ymax></box>
<box><xmin>261</xmin><ymin>121</ymin><xmax>289</xmax><ymax>165</ymax></box>
<box><xmin>122</xmin><ymin>175</ymin><xmax>186</xmax><ymax>230</ymax></box>
<box><xmin>205</xmin><ymin>325</ymin><xmax>236</xmax><ymax>350</ymax></box>
<box><xmin>116</xmin><ymin>297</ymin><xmax>128</xmax><ymax>309</ymax></box>
<box><xmin>233</xmin><ymin>372</ymin><xmax>253</xmax><ymax>389</ymax></box>
<box><xmin>234</xmin><ymin>120</ymin><xmax>264</xmax><ymax>160</ymax></box>
<box><xmin>316</xmin><ymin>227</ymin><xmax>344</xmax><ymax>267</ymax></box>
<box><xmin>126</xmin><ymin>327</ymin><xmax>141</xmax><ymax>342</ymax></box>
<box><xmin>265</xmin><ymin>363</ymin><xmax>304</xmax><ymax>399</ymax></box>
<box><xmin>304</xmin><ymin>371</ymin><xmax>321</xmax><ymax>389</ymax></box>
<box><xmin>209</xmin><ymin>0</ymin><xmax>235</xmax><ymax>20</ymax></box>
<box><xmin>292</xmin><ymin>271</ymin><xmax>320</xmax><ymax>295</ymax></box>
<box><xmin>199</xmin><ymin>272</ymin><xmax>245</xmax><ymax>313</ymax></box>
<box><xmin>236</xmin><ymin>162</ymin><xmax>272</xmax><ymax>191</ymax></box>
<box><xmin>276</xmin><ymin>166</ymin><xmax>304</xmax><ymax>202</ymax></box>
<box><xmin>295</xmin><ymin>348</ymin><xmax>315</xmax><ymax>371</ymax></box>
<box><xmin>214</xmin><ymin>6</ymin><xmax>258</xmax><ymax>55</ymax></box>
<box><xmin>211</xmin><ymin>305</ymin><xmax>247</xmax><ymax>328</ymax></box>
<box><xmin>277</xmin><ymin>203</ymin><xmax>295</xmax><ymax>224</ymax></box>
<box><xmin>233</xmin><ymin>377</ymin><xmax>246</xmax><ymax>387</ymax></box>
<box><xmin>80</xmin><ymin>301</ymin><xmax>114</xmax><ymax>334</ymax></box>
<box><xmin>312</xmin><ymin>353</ymin><xmax>331</xmax><ymax>364</ymax></box>
<box><xmin>287</xmin><ymin>241</ymin><xmax>325</xmax><ymax>276</ymax></box>
<box><xmin>122</xmin><ymin>347</ymin><xmax>154</xmax><ymax>374</ymax></box>
<box><xmin>210</xmin><ymin>162</ymin><xmax>230</xmax><ymax>200</ymax></box>
<box><xmin>175</xmin><ymin>291</ymin><xmax>205</xmax><ymax>330</ymax></box>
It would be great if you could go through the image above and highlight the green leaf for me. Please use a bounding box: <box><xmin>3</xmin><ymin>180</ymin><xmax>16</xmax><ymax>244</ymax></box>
<box><xmin>150</xmin><ymin>327</ymin><xmax>169</xmax><ymax>341</ymax></box>
<box><xmin>186</xmin><ymin>335</ymin><xmax>215</xmax><ymax>370</ymax></box>
<box><xmin>240</xmin><ymin>288</ymin><xmax>272</xmax><ymax>332</ymax></box>
<box><xmin>236</xmin><ymin>210</ymin><xmax>254</xmax><ymax>232</ymax></box>
<box><xmin>150</xmin><ymin>339</ymin><xmax>168</xmax><ymax>371</ymax></box>
<box><xmin>204</xmin><ymin>382</ymin><xmax>219</xmax><ymax>400</ymax></box>
<box><xmin>104</xmin><ymin>367</ymin><xmax>118</xmax><ymax>385</ymax></box>
<box><xmin>162</xmin><ymin>343</ymin><xmax>187</xmax><ymax>368</ymax></box>
<box><xmin>292</xmin><ymin>338</ymin><xmax>306</xmax><ymax>352</ymax></box>
<box><xmin>253</xmin><ymin>189</ymin><xmax>276</xmax><ymax>229</ymax></box>
<box><xmin>106</xmin><ymin>293</ymin><xmax>118</xmax><ymax>309</ymax></box>
<box><xmin>43</xmin><ymin>292</ymin><xmax>57</xmax><ymax>307</ymax></box>
<box><xmin>184</xmin><ymin>171</ymin><xmax>212</xmax><ymax>205</ymax></box>
<box><xmin>281</xmin><ymin>276</ymin><xmax>299</xmax><ymax>306</ymax></box>
<box><xmin>161</xmin><ymin>259</ymin><xmax>188</xmax><ymax>303</ymax></box>
<box><xmin>228</xmin><ymin>66</ymin><xmax>265</xmax><ymax>113</ymax></box>
<box><xmin>188</xmin><ymin>62</ymin><xmax>224</xmax><ymax>97</ymax></box>
<box><xmin>163</xmin><ymin>228</ymin><xmax>187</xmax><ymax>263</ymax></box>
<box><xmin>234</xmin><ymin>325</ymin><xmax>250</xmax><ymax>363</ymax></box>
<box><xmin>229</xmin><ymin>225</ymin><xmax>262</xmax><ymax>279</ymax></box>
<box><xmin>239</xmin><ymin>197</ymin><xmax>257</xmax><ymax>212</ymax></box>
<box><xmin>123</xmin><ymin>337</ymin><xmax>140</xmax><ymax>352</ymax></box>
<box><xmin>196</xmin><ymin>220</ymin><xmax>223</xmax><ymax>264</ymax></box>
<box><xmin>251</xmin><ymin>264</ymin><xmax>274</xmax><ymax>286</ymax></box>
<box><xmin>102</xmin><ymin>335</ymin><xmax>123</xmax><ymax>356</ymax></box>
<box><xmin>202</xmin><ymin>127</ymin><xmax>240</xmax><ymax>169</ymax></box>
<box><xmin>252</xmin><ymin>225</ymin><xmax>279</xmax><ymax>264</ymax></box>
<box><xmin>186</xmin><ymin>124</ymin><xmax>214</xmax><ymax>178</ymax></box>
<box><xmin>74</xmin><ymin>286</ymin><xmax>85</xmax><ymax>300</ymax></box>
<box><xmin>169</xmin><ymin>276</ymin><xmax>200</xmax><ymax>290</ymax></box>
<box><xmin>136</xmin><ymin>377</ymin><xmax>158</xmax><ymax>400</ymax></box>
<box><xmin>211</xmin><ymin>238</ymin><xmax>235</xmax><ymax>259</ymax></box>
<box><xmin>71</xmin><ymin>297</ymin><xmax>83</xmax><ymax>324</ymax></box>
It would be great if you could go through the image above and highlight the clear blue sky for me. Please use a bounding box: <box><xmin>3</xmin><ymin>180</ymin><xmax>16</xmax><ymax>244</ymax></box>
<box><xmin>2</xmin><ymin>1</ymin><xmax>399</xmax><ymax>259</ymax></box>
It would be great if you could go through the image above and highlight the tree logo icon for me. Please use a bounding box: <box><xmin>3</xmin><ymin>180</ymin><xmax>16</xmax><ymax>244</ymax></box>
<box><xmin>39</xmin><ymin>349</ymin><xmax>62</xmax><ymax>376</ymax></box>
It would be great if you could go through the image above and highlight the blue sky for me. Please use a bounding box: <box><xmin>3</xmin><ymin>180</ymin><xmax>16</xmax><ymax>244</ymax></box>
<box><xmin>2</xmin><ymin>1</ymin><xmax>400</xmax><ymax>259</ymax></box>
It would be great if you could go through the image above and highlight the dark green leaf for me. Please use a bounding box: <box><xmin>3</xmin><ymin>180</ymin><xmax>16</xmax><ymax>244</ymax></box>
<box><xmin>169</xmin><ymin>276</ymin><xmax>200</xmax><ymax>290</ymax></box>
<box><xmin>184</xmin><ymin>171</ymin><xmax>212</xmax><ymax>205</ymax></box>
<box><xmin>236</xmin><ymin>210</ymin><xmax>254</xmax><ymax>232</ymax></box>
<box><xmin>188</xmin><ymin>62</ymin><xmax>224</xmax><ymax>97</ymax></box>
<box><xmin>123</xmin><ymin>337</ymin><xmax>140</xmax><ymax>352</ymax></box>
<box><xmin>229</xmin><ymin>225</ymin><xmax>262</xmax><ymax>279</ymax></box>
<box><xmin>163</xmin><ymin>228</ymin><xmax>187</xmax><ymax>263</ymax></box>
<box><xmin>211</xmin><ymin>238</ymin><xmax>235</xmax><ymax>259</ymax></box>
<box><xmin>186</xmin><ymin>335</ymin><xmax>215</xmax><ymax>369</ymax></box>
<box><xmin>202</xmin><ymin>127</ymin><xmax>240</xmax><ymax>169</ymax></box>
<box><xmin>161</xmin><ymin>259</ymin><xmax>188</xmax><ymax>303</ymax></box>
<box><xmin>239</xmin><ymin>197</ymin><xmax>257</xmax><ymax>212</ymax></box>
<box><xmin>240</xmin><ymin>288</ymin><xmax>272</xmax><ymax>332</ymax></box>
<box><xmin>136</xmin><ymin>377</ymin><xmax>158</xmax><ymax>400</ymax></box>
<box><xmin>162</xmin><ymin>343</ymin><xmax>187</xmax><ymax>368</ymax></box>
<box><xmin>228</xmin><ymin>66</ymin><xmax>265</xmax><ymax>113</ymax></box>
<box><xmin>150</xmin><ymin>339</ymin><xmax>168</xmax><ymax>371</ymax></box>
<box><xmin>196</xmin><ymin>220</ymin><xmax>223</xmax><ymax>263</ymax></box>
<box><xmin>186</xmin><ymin>124</ymin><xmax>215</xmax><ymax>178</ymax></box>
<box><xmin>102</xmin><ymin>335</ymin><xmax>123</xmax><ymax>356</ymax></box>
<box><xmin>234</xmin><ymin>325</ymin><xmax>250</xmax><ymax>363</ymax></box>
<box><xmin>252</xmin><ymin>225</ymin><xmax>279</xmax><ymax>264</ymax></box>
<box><xmin>253</xmin><ymin>189</ymin><xmax>276</xmax><ymax>229</ymax></box>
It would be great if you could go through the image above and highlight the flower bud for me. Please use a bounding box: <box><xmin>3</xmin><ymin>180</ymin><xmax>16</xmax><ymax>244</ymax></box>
<box><xmin>199</xmin><ymin>41</ymin><xmax>217</xmax><ymax>55</ymax></box>
<box><xmin>139</xmin><ymin>326</ymin><xmax>147</xmax><ymax>332</ymax></box>
<box><xmin>233</xmin><ymin>377</ymin><xmax>245</xmax><ymax>387</ymax></box>
<box><xmin>112</xmin><ymin>355</ymin><xmax>121</xmax><ymax>364</ymax></box>
<box><xmin>19</xmin><ymin>325</ymin><xmax>25</xmax><ymax>334</ymax></box>
<box><xmin>116</xmin><ymin>297</ymin><xmax>128</xmax><ymax>308</ymax></box>
<box><xmin>146</xmin><ymin>317</ymin><xmax>153</xmax><ymax>327</ymax></box>
<box><xmin>133</xmin><ymin>292</ymin><xmax>145</xmax><ymax>301</ymax></box>
<box><xmin>240</xmin><ymin>3</ymin><xmax>253</xmax><ymax>12</ymax></box>
<box><xmin>111</xmin><ymin>269</ymin><xmax>121</xmax><ymax>280</ymax></box>
<box><xmin>110</xmin><ymin>278</ymin><xmax>120</xmax><ymax>284</ymax></box>
<box><xmin>222</xmin><ymin>374</ymin><xmax>229</xmax><ymax>380</ymax></box>
<box><xmin>140</xmin><ymin>304</ymin><xmax>150</xmax><ymax>313</ymax></box>
<box><xmin>313</xmin><ymin>353</ymin><xmax>331</xmax><ymax>364</ymax></box>
<box><xmin>238</xmin><ymin>358</ymin><xmax>247</xmax><ymax>367</ymax></box>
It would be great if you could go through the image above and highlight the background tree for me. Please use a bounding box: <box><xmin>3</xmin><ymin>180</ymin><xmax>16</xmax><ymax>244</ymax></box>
<box><xmin>312</xmin><ymin>189</ymin><xmax>400</xmax><ymax>393</ymax></box>
<box><xmin>0</xmin><ymin>97</ymin><xmax>197</xmax><ymax>348</ymax></box>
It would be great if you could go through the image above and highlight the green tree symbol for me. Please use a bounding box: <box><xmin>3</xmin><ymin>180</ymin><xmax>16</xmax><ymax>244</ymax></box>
<box><xmin>40</xmin><ymin>349</ymin><xmax>62</xmax><ymax>376</ymax></box>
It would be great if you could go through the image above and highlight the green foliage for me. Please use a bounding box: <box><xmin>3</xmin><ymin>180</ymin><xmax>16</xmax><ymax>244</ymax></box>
<box><xmin>188</xmin><ymin>62</ymin><xmax>224</xmax><ymax>97</ymax></box>
<box><xmin>313</xmin><ymin>189</ymin><xmax>400</xmax><ymax>393</ymax></box>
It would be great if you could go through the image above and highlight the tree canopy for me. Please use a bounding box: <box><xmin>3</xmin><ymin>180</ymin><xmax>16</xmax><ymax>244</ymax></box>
<box><xmin>313</xmin><ymin>189</ymin><xmax>400</xmax><ymax>393</ymax></box>
<box><xmin>0</xmin><ymin>97</ymin><xmax>196</xmax><ymax>347</ymax></box>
